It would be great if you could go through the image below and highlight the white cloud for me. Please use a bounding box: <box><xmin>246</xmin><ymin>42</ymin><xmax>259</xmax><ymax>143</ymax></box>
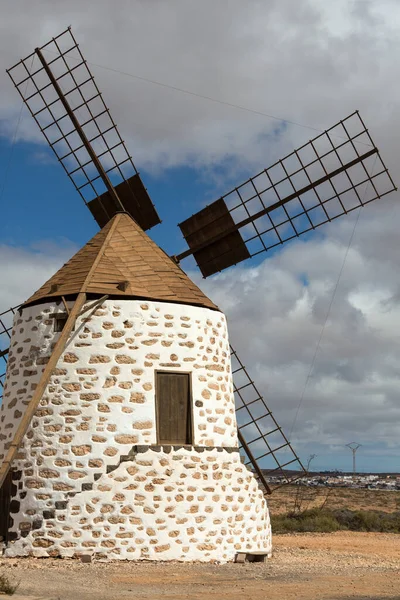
<box><xmin>0</xmin><ymin>0</ymin><xmax>399</xmax><ymax>470</ymax></box>
<box><xmin>1</xmin><ymin>0</ymin><xmax>400</xmax><ymax>189</ymax></box>
<box><xmin>0</xmin><ymin>242</ymin><xmax>77</xmax><ymax>312</ymax></box>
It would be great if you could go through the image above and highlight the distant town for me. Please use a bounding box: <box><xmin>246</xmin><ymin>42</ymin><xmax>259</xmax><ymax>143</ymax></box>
<box><xmin>265</xmin><ymin>472</ymin><xmax>400</xmax><ymax>491</ymax></box>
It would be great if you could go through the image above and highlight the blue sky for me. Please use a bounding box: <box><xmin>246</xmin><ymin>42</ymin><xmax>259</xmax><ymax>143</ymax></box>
<box><xmin>1</xmin><ymin>131</ymin><xmax>277</xmax><ymax>269</ymax></box>
<box><xmin>1</xmin><ymin>136</ymin><xmax>203</xmax><ymax>257</ymax></box>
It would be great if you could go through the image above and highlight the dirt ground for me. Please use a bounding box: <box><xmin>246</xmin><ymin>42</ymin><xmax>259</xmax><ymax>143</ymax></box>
<box><xmin>1</xmin><ymin>532</ymin><xmax>399</xmax><ymax>600</ymax></box>
<box><xmin>268</xmin><ymin>485</ymin><xmax>400</xmax><ymax>515</ymax></box>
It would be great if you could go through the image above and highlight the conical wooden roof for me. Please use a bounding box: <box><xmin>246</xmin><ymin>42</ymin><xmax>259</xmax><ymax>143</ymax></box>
<box><xmin>23</xmin><ymin>213</ymin><xmax>218</xmax><ymax>310</ymax></box>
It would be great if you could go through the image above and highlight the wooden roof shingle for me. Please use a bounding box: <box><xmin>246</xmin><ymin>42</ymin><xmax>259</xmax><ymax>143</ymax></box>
<box><xmin>23</xmin><ymin>213</ymin><xmax>219</xmax><ymax>311</ymax></box>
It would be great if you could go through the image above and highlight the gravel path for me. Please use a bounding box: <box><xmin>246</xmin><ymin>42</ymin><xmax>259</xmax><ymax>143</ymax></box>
<box><xmin>1</xmin><ymin>532</ymin><xmax>399</xmax><ymax>600</ymax></box>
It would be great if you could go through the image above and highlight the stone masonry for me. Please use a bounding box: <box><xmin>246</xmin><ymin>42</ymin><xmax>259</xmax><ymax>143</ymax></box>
<box><xmin>0</xmin><ymin>298</ymin><xmax>271</xmax><ymax>561</ymax></box>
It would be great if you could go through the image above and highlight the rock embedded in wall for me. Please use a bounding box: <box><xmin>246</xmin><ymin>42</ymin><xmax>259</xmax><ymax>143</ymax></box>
<box><xmin>7</xmin><ymin>447</ymin><xmax>271</xmax><ymax>561</ymax></box>
<box><xmin>1</xmin><ymin>298</ymin><xmax>271</xmax><ymax>561</ymax></box>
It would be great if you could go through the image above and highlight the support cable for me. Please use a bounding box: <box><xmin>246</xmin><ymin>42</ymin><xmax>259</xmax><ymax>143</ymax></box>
<box><xmin>43</xmin><ymin>48</ymin><xmax>355</xmax><ymax>139</ymax></box>
<box><xmin>289</xmin><ymin>156</ymin><xmax>379</xmax><ymax>439</ymax></box>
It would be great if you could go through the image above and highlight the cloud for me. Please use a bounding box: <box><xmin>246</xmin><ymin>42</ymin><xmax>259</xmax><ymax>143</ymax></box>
<box><xmin>0</xmin><ymin>241</ymin><xmax>77</xmax><ymax>312</ymax></box>
<box><xmin>195</xmin><ymin>196</ymin><xmax>400</xmax><ymax>469</ymax></box>
<box><xmin>1</xmin><ymin>0</ymin><xmax>400</xmax><ymax>192</ymax></box>
<box><xmin>0</xmin><ymin>0</ymin><xmax>399</xmax><ymax>471</ymax></box>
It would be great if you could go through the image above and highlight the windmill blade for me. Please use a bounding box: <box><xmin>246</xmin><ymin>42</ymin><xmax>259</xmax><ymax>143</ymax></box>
<box><xmin>0</xmin><ymin>306</ymin><xmax>20</xmax><ymax>403</ymax></box>
<box><xmin>177</xmin><ymin>111</ymin><xmax>397</xmax><ymax>277</ymax></box>
<box><xmin>231</xmin><ymin>345</ymin><xmax>305</xmax><ymax>494</ymax></box>
<box><xmin>7</xmin><ymin>27</ymin><xmax>160</xmax><ymax>231</ymax></box>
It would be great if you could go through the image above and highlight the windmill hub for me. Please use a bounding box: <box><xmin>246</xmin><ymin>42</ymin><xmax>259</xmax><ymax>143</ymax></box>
<box><xmin>0</xmin><ymin>215</ymin><xmax>271</xmax><ymax>562</ymax></box>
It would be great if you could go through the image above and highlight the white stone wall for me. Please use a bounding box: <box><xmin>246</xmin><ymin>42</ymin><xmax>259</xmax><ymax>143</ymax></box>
<box><xmin>6</xmin><ymin>447</ymin><xmax>271</xmax><ymax>562</ymax></box>
<box><xmin>0</xmin><ymin>303</ymin><xmax>56</xmax><ymax>462</ymax></box>
<box><xmin>1</xmin><ymin>298</ymin><xmax>271</xmax><ymax>561</ymax></box>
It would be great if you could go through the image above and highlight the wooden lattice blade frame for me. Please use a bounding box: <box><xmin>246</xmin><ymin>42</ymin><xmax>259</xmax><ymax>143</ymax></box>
<box><xmin>231</xmin><ymin>345</ymin><xmax>305</xmax><ymax>494</ymax></box>
<box><xmin>178</xmin><ymin>111</ymin><xmax>397</xmax><ymax>277</ymax></box>
<box><xmin>0</xmin><ymin>306</ymin><xmax>20</xmax><ymax>403</ymax></box>
<box><xmin>7</xmin><ymin>27</ymin><xmax>160</xmax><ymax>231</ymax></box>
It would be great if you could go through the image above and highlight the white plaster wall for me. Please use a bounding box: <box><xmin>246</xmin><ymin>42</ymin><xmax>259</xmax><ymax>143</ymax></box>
<box><xmin>1</xmin><ymin>298</ymin><xmax>237</xmax><ymax>463</ymax></box>
<box><xmin>0</xmin><ymin>302</ymin><xmax>59</xmax><ymax>463</ymax></box>
<box><xmin>7</xmin><ymin>447</ymin><xmax>271</xmax><ymax>562</ymax></box>
<box><xmin>1</xmin><ymin>297</ymin><xmax>271</xmax><ymax>561</ymax></box>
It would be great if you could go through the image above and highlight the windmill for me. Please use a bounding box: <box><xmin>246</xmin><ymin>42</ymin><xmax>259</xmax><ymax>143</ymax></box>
<box><xmin>0</xmin><ymin>28</ymin><xmax>396</xmax><ymax>562</ymax></box>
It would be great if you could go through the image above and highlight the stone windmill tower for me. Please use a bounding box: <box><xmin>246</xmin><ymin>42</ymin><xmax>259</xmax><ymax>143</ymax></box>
<box><xmin>0</xmin><ymin>213</ymin><xmax>271</xmax><ymax>561</ymax></box>
<box><xmin>0</xmin><ymin>28</ymin><xmax>395</xmax><ymax>562</ymax></box>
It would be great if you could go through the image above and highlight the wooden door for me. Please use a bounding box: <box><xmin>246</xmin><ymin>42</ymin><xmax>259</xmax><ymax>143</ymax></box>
<box><xmin>156</xmin><ymin>372</ymin><xmax>192</xmax><ymax>444</ymax></box>
<box><xmin>0</xmin><ymin>469</ymin><xmax>12</xmax><ymax>543</ymax></box>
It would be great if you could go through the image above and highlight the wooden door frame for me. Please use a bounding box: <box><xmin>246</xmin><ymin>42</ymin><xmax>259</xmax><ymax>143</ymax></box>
<box><xmin>154</xmin><ymin>370</ymin><xmax>194</xmax><ymax>445</ymax></box>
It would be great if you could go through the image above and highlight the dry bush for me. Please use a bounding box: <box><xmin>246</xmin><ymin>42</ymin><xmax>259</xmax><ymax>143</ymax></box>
<box><xmin>269</xmin><ymin>485</ymin><xmax>400</xmax><ymax>515</ymax></box>
<box><xmin>271</xmin><ymin>508</ymin><xmax>400</xmax><ymax>534</ymax></box>
<box><xmin>0</xmin><ymin>572</ymin><xmax>19</xmax><ymax>596</ymax></box>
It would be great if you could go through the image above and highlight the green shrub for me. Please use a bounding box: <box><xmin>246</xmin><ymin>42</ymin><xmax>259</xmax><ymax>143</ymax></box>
<box><xmin>0</xmin><ymin>572</ymin><xmax>19</xmax><ymax>596</ymax></box>
<box><xmin>272</xmin><ymin>508</ymin><xmax>340</xmax><ymax>533</ymax></box>
<box><xmin>333</xmin><ymin>509</ymin><xmax>400</xmax><ymax>532</ymax></box>
<box><xmin>271</xmin><ymin>508</ymin><xmax>400</xmax><ymax>534</ymax></box>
